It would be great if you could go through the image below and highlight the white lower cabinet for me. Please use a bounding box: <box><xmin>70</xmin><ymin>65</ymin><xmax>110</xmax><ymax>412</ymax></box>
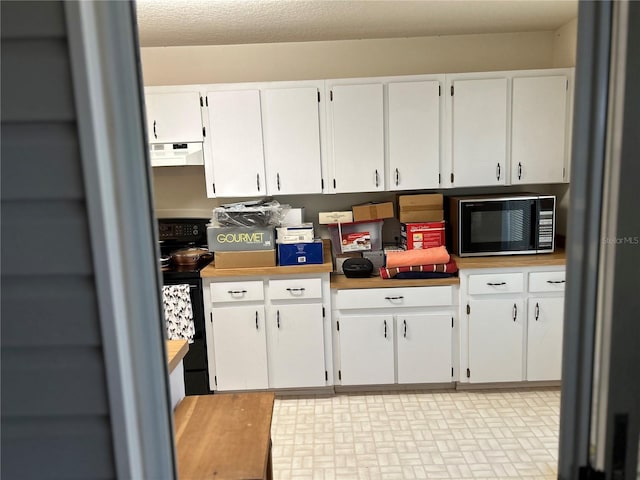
<box><xmin>210</xmin><ymin>305</ymin><xmax>269</xmax><ymax>391</ymax></box>
<box><xmin>461</xmin><ymin>266</ymin><xmax>565</xmax><ymax>384</ymax></box>
<box><xmin>338</xmin><ymin>314</ymin><xmax>395</xmax><ymax>386</ymax></box>
<box><xmin>267</xmin><ymin>303</ymin><xmax>326</xmax><ymax>388</ymax></box>
<box><xmin>204</xmin><ymin>274</ymin><xmax>330</xmax><ymax>392</ymax></box>
<box><xmin>467</xmin><ymin>298</ymin><xmax>524</xmax><ymax>383</ymax></box>
<box><xmin>334</xmin><ymin>286</ymin><xmax>456</xmax><ymax>387</ymax></box>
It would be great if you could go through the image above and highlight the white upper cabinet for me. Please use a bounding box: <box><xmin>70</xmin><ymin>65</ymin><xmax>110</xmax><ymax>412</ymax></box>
<box><xmin>144</xmin><ymin>91</ymin><xmax>204</xmax><ymax>144</ymax></box>
<box><xmin>261</xmin><ymin>87</ymin><xmax>323</xmax><ymax>195</ymax></box>
<box><xmin>511</xmin><ymin>75</ymin><xmax>569</xmax><ymax>184</ymax></box>
<box><xmin>448</xmin><ymin>77</ymin><xmax>508</xmax><ymax>187</ymax></box>
<box><xmin>206</xmin><ymin>89</ymin><xmax>266</xmax><ymax>197</ymax></box>
<box><xmin>387</xmin><ymin>80</ymin><xmax>441</xmax><ymax>190</ymax></box>
<box><xmin>328</xmin><ymin>83</ymin><xmax>385</xmax><ymax>193</ymax></box>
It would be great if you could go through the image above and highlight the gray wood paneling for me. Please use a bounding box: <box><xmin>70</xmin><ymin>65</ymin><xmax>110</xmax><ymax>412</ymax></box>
<box><xmin>0</xmin><ymin>1</ymin><xmax>66</xmax><ymax>39</ymax></box>
<box><xmin>1</xmin><ymin>123</ymin><xmax>84</xmax><ymax>200</ymax></box>
<box><xmin>1</xmin><ymin>277</ymin><xmax>101</xmax><ymax>347</ymax></box>
<box><xmin>1</xmin><ymin>201</ymin><xmax>94</xmax><ymax>276</ymax></box>
<box><xmin>1</xmin><ymin>417</ymin><xmax>115</xmax><ymax>479</ymax></box>
<box><xmin>1</xmin><ymin>40</ymin><xmax>75</xmax><ymax>122</ymax></box>
<box><xmin>1</xmin><ymin>347</ymin><xmax>110</xmax><ymax>416</ymax></box>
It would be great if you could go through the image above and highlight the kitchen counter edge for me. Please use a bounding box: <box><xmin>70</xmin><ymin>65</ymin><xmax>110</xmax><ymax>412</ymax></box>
<box><xmin>166</xmin><ymin>340</ymin><xmax>189</xmax><ymax>374</ymax></box>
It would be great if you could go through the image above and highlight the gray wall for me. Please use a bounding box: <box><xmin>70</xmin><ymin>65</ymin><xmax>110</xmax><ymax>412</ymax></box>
<box><xmin>1</xmin><ymin>2</ymin><xmax>115</xmax><ymax>477</ymax></box>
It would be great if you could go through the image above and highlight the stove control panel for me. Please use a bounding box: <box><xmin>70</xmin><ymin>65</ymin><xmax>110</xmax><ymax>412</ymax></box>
<box><xmin>158</xmin><ymin>218</ymin><xmax>208</xmax><ymax>242</ymax></box>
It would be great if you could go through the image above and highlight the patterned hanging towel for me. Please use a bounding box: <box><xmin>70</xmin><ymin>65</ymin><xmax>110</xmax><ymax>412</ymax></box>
<box><xmin>162</xmin><ymin>284</ymin><xmax>195</xmax><ymax>344</ymax></box>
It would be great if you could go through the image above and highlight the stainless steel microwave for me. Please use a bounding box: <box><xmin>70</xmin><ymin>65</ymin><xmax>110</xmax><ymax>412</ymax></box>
<box><xmin>450</xmin><ymin>194</ymin><xmax>556</xmax><ymax>257</ymax></box>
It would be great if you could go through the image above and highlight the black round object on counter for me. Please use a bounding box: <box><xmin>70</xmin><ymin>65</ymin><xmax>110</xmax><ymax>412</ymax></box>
<box><xmin>342</xmin><ymin>258</ymin><xmax>374</xmax><ymax>278</ymax></box>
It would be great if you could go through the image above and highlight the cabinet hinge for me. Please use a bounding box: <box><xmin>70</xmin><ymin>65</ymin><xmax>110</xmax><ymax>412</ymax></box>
<box><xmin>337</xmin><ymin>320</ymin><xmax>340</xmax><ymax>331</ymax></box>
<box><xmin>318</xmin><ymin>91</ymin><xmax>321</xmax><ymax>102</ymax></box>
<box><xmin>451</xmin><ymin>85</ymin><xmax>454</xmax><ymax>96</ymax></box>
<box><xmin>325</xmin><ymin>370</ymin><xmax>328</xmax><ymax>381</ymax></box>
<box><xmin>200</xmin><ymin>96</ymin><xmax>203</xmax><ymax>107</ymax></box>
<box><xmin>451</xmin><ymin>317</ymin><xmax>454</xmax><ymax>328</ymax></box>
<box><xmin>439</xmin><ymin>85</ymin><xmax>441</xmax><ymax>96</ymax></box>
<box><xmin>214</xmin><ymin>375</ymin><xmax>217</xmax><ymax>386</ymax></box>
<box><xmin>333</xmin><ymin>178</ymin><xmax>336</xmax><ymax>189</ymax></box>
<box><xmin>338</xmin><ymin>370</ymin><xmax>341</xmax><ymax>380</ymax></box>
<box><xmin>450</xmin><ymin>173</ymin><xmax>454</xmax><ymax>183</ymax></box>
<box><xmin>321</xmin><ymin>178</ymin><xmax>324</xmax><ymax>190</ymax></box>
<box><xmin>466</xmin><ymin>368</ymin><xmax>471</xmax><ymax>378</ymax></box>
<box><xmin>466</xmin><ymin>304</ymin><xmax>470</xmax><ymax>315</ymax></box>
<box><xmin>202</xmin><ymin>126</ymin><xmax>206</xmax><ymax>137</ymax></box>
<box><xmin>212</xmin><ymin>183</ymin><xmax>216</xmax><ymax>194</ymax></box>
<box><xmin>330</xmin><ymin>90</ymin><xmax>333</xmax><ymax>101</ymax></box>
<box><xmin>322</xmin><ymin>306</ymin><xmax>326</xmax><ymax>318</ymax></box>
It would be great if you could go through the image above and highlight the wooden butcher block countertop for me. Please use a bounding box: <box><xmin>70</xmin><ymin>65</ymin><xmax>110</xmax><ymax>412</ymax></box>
<box><xmin>166</xmin><ymin>340</ymin><xmax>189</xmax><ymax>374</ymax></box>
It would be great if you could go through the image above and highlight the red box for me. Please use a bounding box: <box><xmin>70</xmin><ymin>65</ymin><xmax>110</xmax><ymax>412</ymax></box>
<box><xmin>400</xmin><ymin>221</ymin><xmax>445</xmax><ymax>250</ymax></box>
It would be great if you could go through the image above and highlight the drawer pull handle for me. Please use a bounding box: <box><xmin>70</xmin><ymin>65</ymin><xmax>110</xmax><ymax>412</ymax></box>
<box><xmin>375</xmin><ymin>169</ymin><xmax>379</xmax><ymax>187</ymax></box>
<box><xmin>286</xmin><ymin>287</ymin><xmax>306</xmax><ymax>295</ymax></box>
<box><xmin>535</xmin><ymin>302</ymin><xmax>540</xmax><ymax>321</ymax></box>
<box><xmin>228</xmin><ymin>290</ymin><xmax>247</xmax><ymax>296</ymax></box>
<box><xmin>486</xmin><ymin>282</ymin><xmax>506</xmax><ymax>286</ymax></box>
<box><xmin>546</xmin><ymin>280</ymin><xmax>566</xmax><ymax>284</ymax></box>
<box><xmin>513</xmin><ymin>304</ymin><xmax>518</xmax><ymax>321</ymax></box>
<box><xmin>403</xmin><ymin>319</ymin><xmax>407</xmax><ymax>338</ymax></box>
<box><xmin>153</xmin><ymin>120</ymin><xmax>157</xmax><ymax>139</ymax></box>
<box><xmin>384</xmin><ymin>320</ymin><xmax>387</xmax><ymax>338</ymax></box>
<box><xmin>277</xmin><ymin>310</ymin><xmax>280</xmax><ymax>329</ymax></box>
<box><xmin>395</xmin><ymin>168</ymin><xmax>399</xmax><ymax>186</ymax></box>
<box><xmin>496</xmin><ymin>163</ymin><xmax>501</xmax><ymax>181</ymax></box>
<box><xmin>255</xmin><ymin>311</ymin><xmax>259</xmax><ymax>330</ymax></box>
<box><xmin>384</xmin><ymin>296</ymin><xmax>404</xmax><ymax>300</ymax></box>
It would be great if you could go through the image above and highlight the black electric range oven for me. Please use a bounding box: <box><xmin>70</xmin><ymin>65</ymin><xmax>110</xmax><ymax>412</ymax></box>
<box><xmin>158</xmin><ymin>218</ymin><xmax>213</xmax><ymax>395</ymax></box>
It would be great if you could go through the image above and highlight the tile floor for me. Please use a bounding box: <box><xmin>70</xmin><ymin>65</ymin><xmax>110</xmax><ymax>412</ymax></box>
<box><xmin>271</xmin><ymin>388</ymin><xmax>560</xmax><ymax>479</ymax></box>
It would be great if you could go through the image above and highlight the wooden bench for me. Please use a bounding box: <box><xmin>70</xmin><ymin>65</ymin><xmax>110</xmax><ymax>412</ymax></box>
<box><xmin>173</xmin><ymin>392</ymin><xmax>275</xmax><ymax>479</ymax></box>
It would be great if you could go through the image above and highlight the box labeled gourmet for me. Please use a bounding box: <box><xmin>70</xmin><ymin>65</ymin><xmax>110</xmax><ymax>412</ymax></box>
<box><xmin>214</xmin><ymin>249</ymin><xmax>276</xmax><ymax>268</ymax></box>
<box><xmin>207</xmin><ymin>227</ymin><xmax>274</xmax><ymax>251</ymax></box>
<box><xmin>277</xmin><ymin>240</ymin><xmax>324</xmax><ymax>266</ymax></box>
<box><xmin>400</xmin><ymin>221</ymin><xmax>446</xmax><ymax>250</ymax></box>
<box><xmin>397</xmin><ymin>194</ymin><xmax>444</xmax><ymax>223</ymax></box>
<box><xmin>352</xmin><ymin>202</ymin><xmax>394</xmax><ymax>222</ymax></box>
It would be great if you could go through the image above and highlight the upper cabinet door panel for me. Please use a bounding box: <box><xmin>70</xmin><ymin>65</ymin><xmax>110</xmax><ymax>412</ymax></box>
<box><xmin>330</xmin><ymin>83</ymin><xmax>384</xmax><ymax>193</ymax></box>
<box><xmin>388</xmin><ymin>81</ymin><xmax>440</xmax><ymax>190</ymax></box>
<box><xmin>511</xmin><ymin>75</ymin><xmax>568</xmax><ymax>184</ymax></box>
<box><xmin>262</xmin><ymin>87</ymin><xmax>323</xmax><ymax>195</ymax></box>
<box><xmin>207</xmin><ymin>90</ymin><xmax>266</xmax><ymax>197</ymax></box>
<box><xmin>146</xmin><ymin>92</ymin><xmax>203</xmax><ymax>144</ymax></box>
<box><xmin>451</xmin><ymin>78</ymin><xmax>508</xmax><ymax>187</ymax></box>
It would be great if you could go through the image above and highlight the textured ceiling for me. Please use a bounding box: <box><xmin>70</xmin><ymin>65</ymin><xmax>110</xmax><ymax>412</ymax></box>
<box><xmin>136</xmin><ymin>0</ymin><xmax>578</xmax><ymax>48</ymax></box>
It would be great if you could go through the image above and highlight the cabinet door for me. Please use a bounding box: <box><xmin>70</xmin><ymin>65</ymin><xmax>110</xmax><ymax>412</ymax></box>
<box><xmin>267</xmin><ymin>304</ymin><xmax>325</xmax><ymax>388</ymax></box>
<box><xmin>145</xmin><ymin>92</ymin><xmax>203</xmax><ymax>144</ymax></box>
<box><xmin>527</xmin><ymin>297</ymin><xmax>564</xmax><ymax>381</ymax></box>
<box><xmin>338</xmin><ymin>314</ymin><xmax>394</xmax><ymax>385</ymax></box>
<box><xmin>330</xmin><ymin>84</ymin><xmax>384</xmax><ymax>193</ymax></box>
<box><xmin>396</xmin><ymin>313</ymin><xmax>452</xmax><ymax>384</ymax></box>
<box><xmin>450</xmin><ymin>78</ymin><xmax>508</xmax><ymax>187</ymax></box>
<box><xmin>511</xmin><ymin>76</ymin><xmax>568</xmax><ymax>184</ymax></box>
<box><xmin>388</xmin><ymin>81</ymin><xmax>440</xmax><ymax>190</ymax></box>
<box><xmin>207</xmin><ymin>90</ymin><xmax>266</xmax><ymax>197</ymax></box>
<box><xmin>262</xmin><ymin>87</ymin><xmax>323</xmax><ymax>195</ymax></box>
<box><xmin>210</xmin><ymin>306</ymin><xmax>268</xmax><ymax>391</ymax></box>
<box><xmin>468</xmin><ymin>298</ymin><xmax>524</xmax><ymax>382</ymax></box>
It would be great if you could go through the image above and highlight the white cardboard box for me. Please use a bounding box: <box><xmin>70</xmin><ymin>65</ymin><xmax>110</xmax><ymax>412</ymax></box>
<box><xmin>318</xmin><ymin>211</ymin><xmax>353</xmax><ymax>224</ymax></box>
<box><xmin>276</xmin><ymin>224</ymin><xmax>315</xmax><ymax>244</ymax></box>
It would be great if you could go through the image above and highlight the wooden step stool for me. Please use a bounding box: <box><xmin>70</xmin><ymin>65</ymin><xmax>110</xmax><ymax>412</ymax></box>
<box><xmin>173</xmin><ymin>392</ymin><xmax>275</xmax><ymax>479</ymax></box>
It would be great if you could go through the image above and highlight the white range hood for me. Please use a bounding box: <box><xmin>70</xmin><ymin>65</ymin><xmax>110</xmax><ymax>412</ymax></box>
<box><xmin>150</xmin><ymin>142</ymin><xmax>204</xmax><ymax>167</ymax></box>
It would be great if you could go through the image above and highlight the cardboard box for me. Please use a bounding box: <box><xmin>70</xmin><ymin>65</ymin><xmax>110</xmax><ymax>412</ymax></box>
<box><xmin>318</xmin><ymin>211</ymin><xmax>353</xmax><ymax>224</ymax></box>
<box><xmin>328</xmin><ymin>220</ymin><xmax>384</xmax><ymax>255</ymax></box>
<box><xmin>276</xmin><ymin>224</ymin><xmax>314</xmax><ymax>244</ymax></box>
<box><xmin>277</xmin><ymin>240</ymin><xmax>324</xmax><ymax>266</ymax></box>
<box><xmin>207</xmin><ymin>227</ymin><xmax>274</xmax><ymax>251</ymax></box>
<box><xmin>214</xmin><ymin>249</ymin><xmax>276</xmax><ymax>269</ymax></box>
<box><xmin>398</xmin><ymin>194</ymin><xmax>444</xmax><ymax>223</ymax></box>
<box><xmin>352</xmin><ymin>202</ymin><xmax>395</xmax><ymax>222</ymax></box>
<box><xmin>334</xmin><ymin>252</ymin><xmax>362</xmax><ymax>274</ymax></box>
<box><xmin>400</xmin><ymin>221</ymin><xmax>446</xmax><ymax>250</ymax></box>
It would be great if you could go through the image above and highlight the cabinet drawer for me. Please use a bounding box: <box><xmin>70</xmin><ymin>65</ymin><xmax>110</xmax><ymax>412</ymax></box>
<box><xmin>335</xmin><ymin>286</ymin><xmax>453</xmax><ymax>310</ymax></box>
<box><xmin>468</xmin><ymin>273</ymin><xmax>524</xmax><ymax>295</ymax></box>
<box><xmin>268</xmin><ymin>278</ymin><xmax>322</xmax><ymax>300</ymax></box>
<box><xmin>529</xmin><ymin>271</ymin><xmax>566</xmax><ymax>292</ymax></box>
<box><xmin>210</xmin><ymin>281</ymin><xmax>264</xmax><ymax>304</ymax></box>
